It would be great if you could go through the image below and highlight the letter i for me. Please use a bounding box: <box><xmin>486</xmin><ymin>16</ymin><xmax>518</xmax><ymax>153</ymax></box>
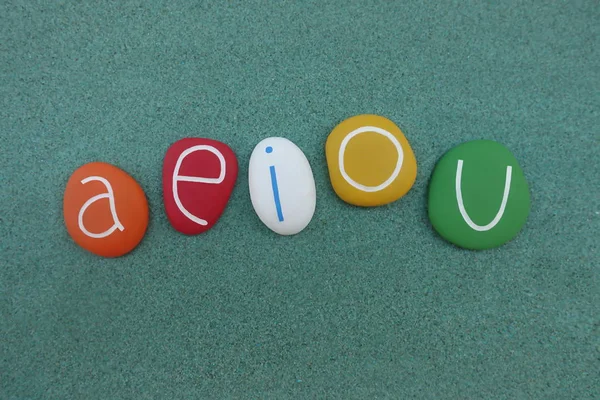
<box><xmin>266</xmin><ymin>146</ymin><xmax>284</xmax><ymax>222</ymax></box>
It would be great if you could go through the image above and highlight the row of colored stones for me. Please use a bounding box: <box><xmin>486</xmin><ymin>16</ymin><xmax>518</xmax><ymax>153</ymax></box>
<box><xmin>63</xmin><ymin>114</ymin><xmax>530</xmax><ymax>257</ymax></box>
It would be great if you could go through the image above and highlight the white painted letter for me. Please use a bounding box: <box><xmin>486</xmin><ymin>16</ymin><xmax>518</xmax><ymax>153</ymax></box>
<box><xmin>338</xmin><ymin>126</ymin><xmax>404</xmax><ymax>192</ymax></box>
<box><xmin>78</xmin><ymin>176</ymin><xmax>125</xmax><ymax>238</ymax></box>
<box><xmin>172</xmin><ymin>145</ymin><xmax>226</xmax><ymax>226</ymax></box>
<box><xmin>455</xmin><ymin>160</ymin><xmax>512</xmax><ymax>232</ymax></box>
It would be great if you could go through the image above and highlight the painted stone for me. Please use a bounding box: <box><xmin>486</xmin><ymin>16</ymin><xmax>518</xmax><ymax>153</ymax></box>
<box><xmin>325</xmin><ymin>114</ymin><xmax>417</xmax><ymax>207</ymax></box>
<box><xmin>428</xmin><ymin>140</ymin><xmax>530</xmax><ymax>250</ymax></box>
<box><xmin>63</xmin><ymin>162</ymin><xmax>149</xmax><ymax>257</ymax></box>
<box><xmin>249</xmin><ymin>137</ymin><xmax>316</xmax><ymax>235</ymax></box>
<box><xmin>163</xmin><ymin>138</ymin><xmax>238</xmax><ymax>235</ymax></box>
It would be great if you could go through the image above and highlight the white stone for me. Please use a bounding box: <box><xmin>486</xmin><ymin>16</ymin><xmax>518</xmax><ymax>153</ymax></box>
<box><xmin>248</xmin><ymin>137</ymin><xmax>316</xmax><ymax>235</ymax></box>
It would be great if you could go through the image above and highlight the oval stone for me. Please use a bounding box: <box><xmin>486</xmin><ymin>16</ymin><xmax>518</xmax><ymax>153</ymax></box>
<box><xmin>249</xmin><ymin>137</ymin><xmax>316</xmax><ymax>235</ymax></box>
<box><xmin>63</xmin><ymin>162</ymin><xmax>149</xmax><ymax>257</ymax></box>
<box><xmin>428</xmin><ymin>140</ymin><xmax>531</xmax><ymax>250</ymax></box>
<box><xmin>325</xmin><ymin>114</ymin><xmax>417</xmax><ymax>207</ymax></box>
<box><xmin>162</xmin><ymin>138</ymin><xmax>238</xmax><ymax>235</ymax></box>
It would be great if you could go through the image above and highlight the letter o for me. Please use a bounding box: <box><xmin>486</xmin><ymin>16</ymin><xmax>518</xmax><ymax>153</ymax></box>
<box><xmin>338</xmin><ymin>126</ymin><xmax>404</xmax><ymax>192</ymax></box>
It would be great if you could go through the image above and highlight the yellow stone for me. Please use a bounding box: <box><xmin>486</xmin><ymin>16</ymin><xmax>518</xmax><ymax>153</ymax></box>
<box><xmin>325</xmin><ymin>114</ymin><xmax>417</xmax><ymax>207</ymax></box>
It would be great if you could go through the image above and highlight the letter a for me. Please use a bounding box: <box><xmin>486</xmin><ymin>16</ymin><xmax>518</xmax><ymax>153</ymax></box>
<box><xmin>78</xmin><ymin>176</ymin><xmax>125</xmax><ymax>238</ymax></box>
<box><xmin>172</xmin><ymin>145</ymin><xmax>226</xmax><ymax>226</ymax></box>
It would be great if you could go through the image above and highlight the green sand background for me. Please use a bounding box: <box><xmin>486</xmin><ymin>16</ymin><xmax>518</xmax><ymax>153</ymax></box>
<box><xmin>1</xmin><ymin>1</ymin><xmax>598</xmax><ymax>398</ymax></box>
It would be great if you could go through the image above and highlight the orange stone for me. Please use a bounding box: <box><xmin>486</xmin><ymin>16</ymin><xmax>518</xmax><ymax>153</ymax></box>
<box><xmin>63</xmin><ymin>162</ymin><xmax>149</xmax><ymax>258</ymax></box>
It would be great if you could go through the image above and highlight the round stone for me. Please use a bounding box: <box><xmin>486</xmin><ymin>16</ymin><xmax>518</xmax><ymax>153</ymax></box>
<box><xmin>249</xmin><ymin>137</ymin><xmax>316</xmax><ymax>235</ymax></box>
<box><xmin>63</xmin><ymin>162</ymin><xmax>149</xmax><ymax>257</ymax></box>
<box><xmin>428</xmin><ymin>140</ymin><xmax>530</xmax><ymax>250</ymax></box>
<box><xmin>162</xmin><ymin>138</ymin><xmax>238</xmax><ymax>235</ymax></box>
<box><xmin>325</xmin><ymin>114</ymin><xmax>417</xmax><ymax>207</ymax></box>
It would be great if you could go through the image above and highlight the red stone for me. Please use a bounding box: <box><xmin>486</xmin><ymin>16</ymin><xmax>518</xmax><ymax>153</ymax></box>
<box><xmin>162</xmin><ymin>138</ymin><xmax>238</xmax><ymax>235</ymax></box>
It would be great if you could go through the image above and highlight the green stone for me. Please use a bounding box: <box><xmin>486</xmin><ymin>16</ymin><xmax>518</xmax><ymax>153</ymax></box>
<box><xmin>428</xmin><ymin>140</ymin><xmax>530</xmax><ymax>250</ymax></box>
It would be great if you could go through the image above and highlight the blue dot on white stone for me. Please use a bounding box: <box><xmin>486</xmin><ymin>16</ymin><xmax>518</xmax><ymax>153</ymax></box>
<box><xmin>265</xmin><ymin>146</ymin><xmax>273</xmax><ymax>154</ymax></box>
